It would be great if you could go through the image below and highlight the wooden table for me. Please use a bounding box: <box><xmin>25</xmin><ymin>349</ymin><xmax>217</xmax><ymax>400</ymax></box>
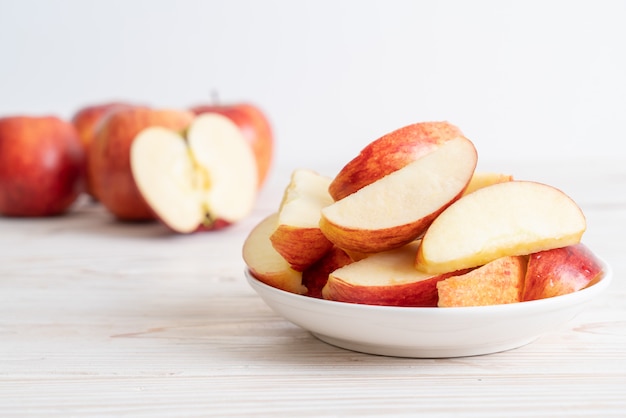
<box><xmin>2</xmin><ymin>159</ymin><xmax>625</xmax><ymax>417</ymax></box>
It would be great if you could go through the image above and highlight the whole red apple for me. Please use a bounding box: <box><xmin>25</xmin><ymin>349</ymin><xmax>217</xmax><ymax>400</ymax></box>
<box><xmin>89</xmin><ymin>106</ymin><xmax>194</xmax><ymax>221</ymax></box>
<box><xmin>71</xmin><ymin>101</ymin><xmax>135</xmax><ymax>198</ymax></box>
<box><xmin>190</xmin><ymin>101</ymin><xmax>274</xmax><ymax>188</ymax></box>
<box><xmin>0</xmin><ymin>115</ymin><xmax>85</xmax><ymax>216</ymax></box>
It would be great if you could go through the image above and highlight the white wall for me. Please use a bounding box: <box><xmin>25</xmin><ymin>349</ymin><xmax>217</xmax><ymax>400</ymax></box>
<box><xmin>1</xmin><ymin>0</ymin><xmax>624</xmax><ymax>174</ymax></box>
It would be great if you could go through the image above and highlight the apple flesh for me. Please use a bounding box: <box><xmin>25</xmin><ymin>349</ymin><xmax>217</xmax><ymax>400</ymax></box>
<box><xmin>437</xmin><ymin>256</ymin><xmax>527</xmax><ymax>307</ymax></box>
<box><xmin>89</xmin><ymin>106</ymin><xmax>195</xmax><ymax>221</ymax></box>
<box><xmin>190</xmin><ymin>102</ymin><xmax>273</xmax><ymax>188</ymax></box>
<box><xmin>242</xmin><ymin>213</ymin><xmax>306</xmax><ymax>294</ymax></box>
<box><xmin>320</xmin><ymin>136</ymin><xmax>478</xmax><ymax>254</ymax></box>
<box><xmin>416</xmin><ymin>180</ymin><xmax>587</xmax><ymax>274</ymax></box>
<box><xmin>328</xmin><ymin>121</ymin><xmax>463</xmax><ymax>200</ymax></box>
<box><xmin>131</xmin><ymin>113</ymin><xmax>258</xmax><ymax>233</ymax></box>
<box><xmin>322</xmin><ymin>241</ymin><xmax>468</xmax><ymax>307</ymax></box>
<box><xmin>269</xmin><ymin>169</ymin><xmax>335</xmax><ymax>271</ymax></box>
<box><xmin>522</xmin><ymin>243</ymin><xmax>603</xmax><ymax>301</ymax></box>
<box><xmin>0</xmin><ymin>115</ymin><xmax>84</xmax><ymax>216</ymax></box>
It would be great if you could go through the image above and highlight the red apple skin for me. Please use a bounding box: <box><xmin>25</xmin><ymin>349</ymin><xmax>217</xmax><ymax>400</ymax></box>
<box><xmin>71</xmin><ymin>102</ymin><xmax>136</xmax><ymax>198</ymax></box>
<box><xmin>190</xmin><ymin>102</ymin><xmax>274</xmax><ymax>188</ymax></box>
<box><xmin>522</xmin><ymin>243</ymin><xmax>604</xmax><ymax>301</ymax></box>
<box><xmin>302</xmin><ymin>246</ymin><xmax>353</xmax><ymax>298</ymax></box>
<box><xmin>0</xmin><ymin>115</ymin><xmax>85</xmax><ymax>217</ymax></box>
<box><xmin>322</xmin><ymin>270</ymin><xmax>468</xmax><ymax>307</ymax></box>
<box><xmin>89</xmin><ymin>106</ymin><xmax>194</xmax><ymax>221</ymax></box>
<box><xmin>329</xmin><ymin>121</ymin><xmax>463</xmax><ymax>200</ymax></box>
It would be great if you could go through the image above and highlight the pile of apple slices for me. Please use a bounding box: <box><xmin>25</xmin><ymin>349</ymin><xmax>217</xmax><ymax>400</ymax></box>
<box><xmin>242</xmin><ymin>121</ymin><xmax>604</xmax><ymax>307</ymax></box>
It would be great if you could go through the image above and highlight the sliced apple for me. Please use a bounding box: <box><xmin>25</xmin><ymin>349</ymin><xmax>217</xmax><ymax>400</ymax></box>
<box><xmin>302</xmin><ymin>246</ymin><xmax>353</xmax><ymax>299</ymax></box>
<box><xmin>322</xmin><ymin>241</ymin><xmax>470</xmax><ymax>306</ymax></box>
<box><xmin>522</xmin><ymin>243</ymin><xmax>603</xmax><ymax>301</ymax></box>
<box><xmin>416</xmin><ymin>180</ymin><xmax>587</xmax><ymax>274</ymax></box>
<box><xmin>329</xmin><ymin>121</ymin><xmax>463</xmax><ymax>200</ymax></box>
<box><xmin>320</xmin><ymin>136</ymin><xmax>478</xmax><ymax>254</ymax></box>
<box><xmin>463</xmin><ymin>171</ymin><xmax>513</xmax><ymax>196</ymax></box>
<box><xmin>437</xmin><ymin>255</ymin><xmax>527</xmax><ymax>307</ymax></box>
<box><xmin>130</xmin><ymin>113</ymin><xmax>258</xmax><ymax>233</ymax></box>
<box><xmin>242</xmin><ymin>213</ymin><xmax>306</xmax><ymax>294</ymax></box>
<box><xmin>269</xmin><ymin>169</ymin><xmax>334</xmax><ymax>271</ymax></box>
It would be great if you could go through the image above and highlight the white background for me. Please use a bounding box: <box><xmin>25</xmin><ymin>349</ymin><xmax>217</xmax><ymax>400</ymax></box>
<box><xmin>1</xmin><ymin>0</ymin><xmax>625</xmax><ymax>177</ymax></box>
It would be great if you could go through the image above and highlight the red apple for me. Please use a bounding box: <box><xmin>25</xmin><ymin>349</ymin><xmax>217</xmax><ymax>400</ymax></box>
<box><xmin>190</xmin><ymin>101</ymin><xmax>273</xmax><ymax>188</ymax></box>
<box><xmin>522</xmin><ymin>243</ymin><xmax>603</xmax><ymax>301</ymax></box>
<box><xmin>71</xmin><ymin>101</ymin><xmax>136</xmax><ymax>198</ymax></box>
<box><xmin>328</xmin><ymin>121</ymin><xmax>464</xmax><ymax>200</ymax></box>
<box><xmin>0</xmin><ymin>115</ymin><xmax>85</xmax><ymax>216</ymax></box>
<box><xmin>88</xmin><ymin>106</ymin><xmax>194</xmax><ymax>221</ymax></box>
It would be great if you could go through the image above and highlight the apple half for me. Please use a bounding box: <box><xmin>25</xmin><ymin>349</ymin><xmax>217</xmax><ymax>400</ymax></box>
<box><xmin>416</xmin><ymin>180</ymin><xmax>587</xmax><ymax>274</ymax></box>
<box><xmin>462</xmin><ymin>171</ymin><xmax>513</xmax><ymax>196</ymax></box>
<box><xmin>269</xmin><ymin>169</ymin><xmax>335</xmax><ymax>271</ymax></box>
<box><xmin>322</xmin><ymin>241</ymin><xmax>468</xmax><ymax>307</ymax></box>
<box><xmin>130</xmin><ymin>113</ymin><xmax>258</xmax><ymax>233</ymax></box>
<box><xmin>242</xmin><ymin>212</ymin><xmax>306</xmax><ymax>294</ymax></box>
<box><xmin>320</xmin><ymin>136</ymin><xmax>478</xmax><ymax>254</ymax></box>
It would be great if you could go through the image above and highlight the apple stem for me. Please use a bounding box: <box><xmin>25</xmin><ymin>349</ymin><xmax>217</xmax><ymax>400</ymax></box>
<box><xmin>211</xmin><ymin>89</ymin><xmax>220</xmax><ymax>105</ymax></box>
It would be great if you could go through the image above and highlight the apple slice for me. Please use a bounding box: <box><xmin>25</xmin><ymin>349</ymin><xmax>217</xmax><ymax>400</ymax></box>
<box><xmin>320</xmin><ymin>136</ymin><xmax>478</xmax><ymax>254</ymax></box>
<box><xmin>522</xmin><ymin>243</ymin><xmax>603</xmax><ymax>301</ymax></box>
<box><xmin>416</xmin><ymin>181</ymin><xmax>587</xmax><ymax>274</ymax></box>
<box><xmin>329</xmin><ymin>121</ymin><xmax>463</xmax><ymax>200</ymax></box>
<box><xmin>437</xmin><ymin>255</ymin><xmax>527</xmax><ymax>307</ymax></box>
<box><xmin>242</xmin><ymin>213</ymin><xmax>306</xmax><ymax>294</ymax></box>
<box><xmin>462</xmin><ymin>171</ymin><xmax>513</xmax><ymax>196</ymax></box>
<box><xmin>269</xmin><ymin>169</ymin><xmax>335</xmax><ymax>271</ymax></box>
<box><xmin>302</xmin><ymin>246</ymin><xmax>353</xmax><ymax>298</ymax></box>
<box><xmin>130</xmin><ymin>113</ymin><xmax>258</xmax><ymax>233</ymax></box>
<box><xmin>322</xmin><ymin>241</ymin><xmax>468</xmax><ymax>307</ymax></box>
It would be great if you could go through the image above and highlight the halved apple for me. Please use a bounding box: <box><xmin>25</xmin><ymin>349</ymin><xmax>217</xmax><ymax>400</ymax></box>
<box><xmin>130</xmin><ymin>113</ymin><xmax>258</xmax><ymax>233</ymax></box>
<box><xmin>269</xmin><ymin>169</ymin><xmax>334</xmax><ymax>271</ymax></box>
<box><xmin>522</xmin><ymin>243</ymin><xmax>603</xmax><ymax>301</ymax></box>
<box><xmin>242</xmin><ymin>212</ymin><xmax>306</xmax><ymax>294</ymax></box>
<box><xmin>322</xmin><ymin>241</ymin><xmax>468</xmax><ymax>307</ymax></box>
<box><xmin>328</xmin><ymin>121</ymin><xmax>463</xmax><ymax>200</ymax></box>
<box><xmin>462</xmin><ymin>171</ymin><xmax>513</xmax><ymax>196</ymax></box>
<box><xmin>437</xmin><ymin>255</ymin><xmax>527</xmax><ymax>307</ymax></box>
<box><xmin>319</xmin><ymin>136</ymin><xmax>478</xmax><ymax>254</ymax></box>
<box><xmin>416</xmin><ymin>181</ymin><xmax>587</xmax><ymax>274</ymax></box>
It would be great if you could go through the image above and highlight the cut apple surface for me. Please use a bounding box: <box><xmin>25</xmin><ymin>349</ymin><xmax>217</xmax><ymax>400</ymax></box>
<box><xmin>320</xmin><ymin>136</ymin><xmax>478</xmax><ymax>254</ymax></box>
<box><xmin>522</xmin><ymin>243</ymin><xmax>603</xmax><ymax>301</ymax></box>
<box><xmin>242</xmin><ymin>213</ymin><xmax>306</xmax><ymax>294</ymax></box>
<box><xmin>131</xmin><ymin>113</ymin><xmax>258</xmax><ymax>233</ymax></box>
<box><xmin>329</xmin><ymin>121</ymin><xmax>463</xmax><ymax>200</ymax></box>
<box><xmin>437</xmin><ymin>256</ymin><xmax>526</xmax><ymax>307</ymax></box>
<box><xmin>416</xmin><ymin>180</ymin><xmax>587</xmax><ymax>274</ymax></box>
<box><xmin>269</xmin><ymin>169</ymin><xmax>335</xmax><ymax>271</ymax></box>
<box><xmin>322</xmin><ymin>241</ymin><xmax>468</xmax><ymax>307</ymax></box>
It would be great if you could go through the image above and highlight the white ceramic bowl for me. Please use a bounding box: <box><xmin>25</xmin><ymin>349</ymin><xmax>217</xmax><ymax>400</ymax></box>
<box><xmin>245</xmin><ymin>259</ymin><xmax>612</xmax><ymax>358</ymax></box>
